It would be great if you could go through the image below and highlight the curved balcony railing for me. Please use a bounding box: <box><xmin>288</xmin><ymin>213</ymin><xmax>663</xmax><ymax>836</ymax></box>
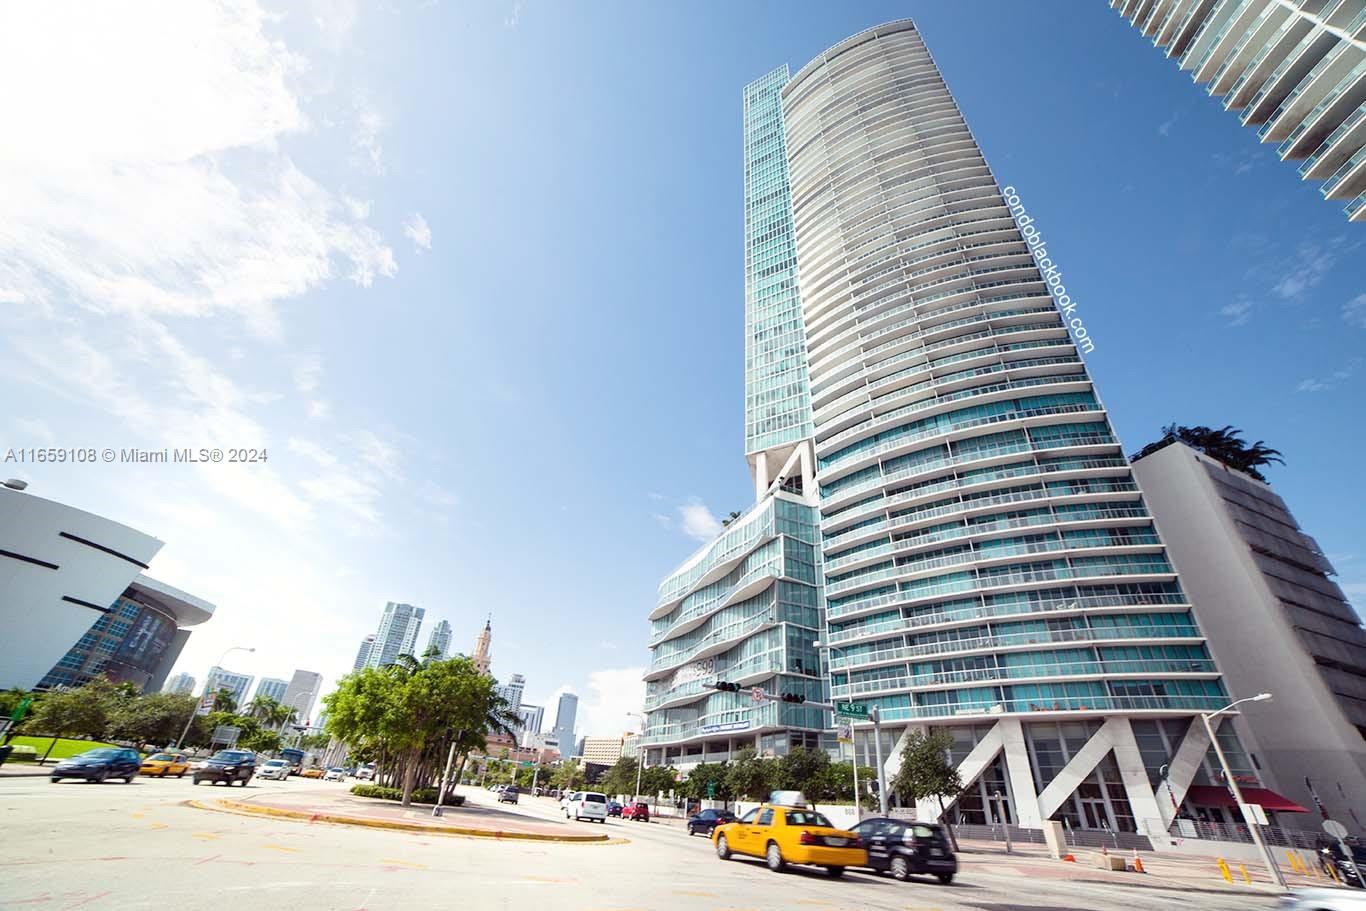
<box><xmin>872</xmin><ymin>693</ymin><xmax>1231</xmax><ymax>723</ymax></box>
<box><xmin>830</xmin><ymin>657</ymin><xmax>1220</xmax><ymax>698</ymax></box>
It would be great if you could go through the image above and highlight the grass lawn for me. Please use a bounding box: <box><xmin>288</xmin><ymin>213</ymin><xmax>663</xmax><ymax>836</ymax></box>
<box><xmin>7</xmin><ymin>736</ymin><xmax>121</xmax><ymax>761</ymax></box>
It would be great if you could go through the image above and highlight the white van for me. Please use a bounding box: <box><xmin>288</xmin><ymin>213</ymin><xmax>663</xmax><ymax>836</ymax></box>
<box><xmin>565</xmin><ymin>791</ymin><xmax>608</xmax><ymax>822</ymax></box>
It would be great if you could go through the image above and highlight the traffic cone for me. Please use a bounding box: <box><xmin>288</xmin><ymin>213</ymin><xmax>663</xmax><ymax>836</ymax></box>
<box><xmin>1132</xmin><ymin>849</ymin><xmax>1145</xmax><ymax>874</ymax></box>
<box><xmin>1062</xmin><ymin>853</ymin><xmax>1076</xmax><ymax>863</ymax></box>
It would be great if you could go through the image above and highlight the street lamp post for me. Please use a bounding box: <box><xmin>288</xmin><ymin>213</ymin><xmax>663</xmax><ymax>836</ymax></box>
<box><xmin>814</xmin><ymin>640</ymin><xmax>889</xmax><ymax>816</ymax></box>
<box><xmin>177</xmin><ymin>646</ymin><xmax>255</xmax><ymax>749</ymax></box>
<box><xmin>285</xmin><ymin>690</ymin><xmax>315</xmax><ymax>748</ymax></box>
<box><xmin>1201</xmin><ymin>693</ymin><xmax>1284</xmax><ymax>890</ymax></box>
<box><xmin>626</xmin><ymin>712</ymin><xmax>645</xmax><ymax>802</ymax></box>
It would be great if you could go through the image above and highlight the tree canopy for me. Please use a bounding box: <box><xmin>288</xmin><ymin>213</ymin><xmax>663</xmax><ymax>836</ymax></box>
<box><xmin>1131</xmin><ymin>424</ymin><xmax>1284</xmax><ymax>481</ymax></box>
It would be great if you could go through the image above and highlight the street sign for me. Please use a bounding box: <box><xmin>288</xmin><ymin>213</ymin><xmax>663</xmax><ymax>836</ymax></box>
<box><xmin>836</xmin><ymin>722</ymin><xmax>853</xmax><ymax>743</ymax></box>
<box><xmin>1324</xmin><ymin>819</ymin><xmax>1349</xmax><ymax>839</ymax></box>
<box><xmin>750</xmin><ymin>687</ymin><xmax>767</xmax><ymax>703</ymax></box>
<box><xmin>706</xmin><ymin>781</ymin><xmax>716</xmax><ymax>798</ymax></box>
<box><xmin>835</xmin><ymin>701</ymin><xmax>869</xmax><ymax>719</ymax></box>
<box><xmin>211</xmin><ymin>725</ymin><xmax>240</xmax><ymax>747</ymax></box>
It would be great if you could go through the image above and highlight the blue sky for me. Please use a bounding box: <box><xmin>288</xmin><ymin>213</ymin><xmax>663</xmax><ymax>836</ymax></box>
<box><xmin>1</xmin><ymin>1</ymin><xmax>1361</xmax><ymax>735</ymax></box>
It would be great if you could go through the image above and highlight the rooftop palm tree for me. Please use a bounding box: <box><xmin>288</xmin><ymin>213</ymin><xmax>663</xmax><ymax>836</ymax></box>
<box><xmin>1131</xmin><ymin>424</ymin><xmax>1284</xmax><ymax>482</ymax></box>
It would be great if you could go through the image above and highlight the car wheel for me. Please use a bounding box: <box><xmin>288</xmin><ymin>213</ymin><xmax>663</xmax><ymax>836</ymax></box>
<box><xmin>124</xmin><ymin>776</ymin><xmax>134</xmax><ymax>784</ymax></box>
<box><xmin>50</xmin><ymin>777</ymin><xmax>60</xmax><ymax>783</ymax></box>
<box><xmin>193</xmin><ymin>776</ymin><xmax>202</xmax><ymax>785</ymax></box>
<box><xmin>936</xmin><ymin>873</ymin><xmax>954</xmax><ymax>885</ymax></box>
<box><xmin>93</xmin><ymin>770</ymin><xmax>107</xmax><ymax>784</ymax></box>
<box><xmin>825</xmin><ymin>866</ymin><xmax>845</xmax><ymax>878</ymax></box>
<box><xmin>766</xmin><ymin>842</ymin><xmax>786</xmax><ymax>873</ymax></box>
<box><xmin>716</xmin><ymin>834</ymin><xmax>732</xmax><ymax>860</ymax></box>
<box><xmin>178</xmin><ymin>771</ymin><xmax>186</xmax><ymax>778</ymax></box>
<box><xmin>890</xmin><ymin>856</ymin><xmax>910</xmax><ymax>881</ymax></box>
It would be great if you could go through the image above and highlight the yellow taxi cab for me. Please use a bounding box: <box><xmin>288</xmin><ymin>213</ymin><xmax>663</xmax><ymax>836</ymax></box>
<box><xmin>139</xmin><ymin>751</ymin><xmax>190</xmax><ymax>778</ymax></box>
<box><xmin>712</xmin><ymin>791</ymin><xmax>867</xmax><ymax>877</ymax></box>
<box><xmin>301</xmin><ymin>767</ymin><xmax>324</xmax><ymax>779</ymax></box>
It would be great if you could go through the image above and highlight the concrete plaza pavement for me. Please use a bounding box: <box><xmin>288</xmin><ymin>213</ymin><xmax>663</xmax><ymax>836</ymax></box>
<box><xmin>0</xmin><ymin>774</ymin><xmax>1313</xmax><ymax>911</ymax></box>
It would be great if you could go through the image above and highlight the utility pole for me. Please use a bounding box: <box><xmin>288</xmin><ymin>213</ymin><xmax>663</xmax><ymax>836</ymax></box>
<box><xmin>870</xmin><ymin>705</ymin><xmax>888</xmax><ymax>816</ymax></box>
<box><xmin>1201</xmin><ymin>694</ymin><xmax>1284</xmax><ymax>890</ymax></box>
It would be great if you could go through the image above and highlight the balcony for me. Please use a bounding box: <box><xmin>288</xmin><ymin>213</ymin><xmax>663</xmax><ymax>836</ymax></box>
<box><xmin>831</xmin><ymin>657</ymin><xmax>1220</xmax><ymax>698</ymax></box>
<box><xmin>874</xmin><ymin>693</ymin><xmax>1231</xmax><ymax>723</ymax></box>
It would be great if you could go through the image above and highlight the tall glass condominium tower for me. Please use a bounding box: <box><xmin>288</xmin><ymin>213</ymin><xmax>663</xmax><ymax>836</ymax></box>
<box><xmin>788</xmin><ymin>21</ymin><xmax>1268</xmax><ymax>838</ymax></box>
<box><xmin>641</xmin><ymin>65</ymin><xmax>830</xmax><ymax>769</ymax></box>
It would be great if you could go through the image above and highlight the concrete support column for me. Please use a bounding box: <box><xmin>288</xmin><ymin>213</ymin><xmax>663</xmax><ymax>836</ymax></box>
<box><xmin>999</xmin><ymin>717</ymin><xmax>1042</xmax><ymax>828</ymax></box>
<box><xmin>1108</xmin><ymin>716</ymin><xmax>1168</xmax><ymax>843</ymax></box>
<box><xmin>753</xmin><ymin>451</ymin><xmax>769</xmax><ymax>501</ymax></box>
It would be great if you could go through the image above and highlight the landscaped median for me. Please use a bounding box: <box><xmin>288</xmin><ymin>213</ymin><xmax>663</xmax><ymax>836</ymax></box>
<box><xmin>188</xmin><ymin>785</ymin><xmax>614</xmax><ymax>843</ymax></box>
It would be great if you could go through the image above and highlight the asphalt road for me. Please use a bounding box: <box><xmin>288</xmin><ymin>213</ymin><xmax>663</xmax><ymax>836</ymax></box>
<box><xmin>2</xmin><ymin>775</ymin><xmax>1284</xmax><ymax>911</ymax></box>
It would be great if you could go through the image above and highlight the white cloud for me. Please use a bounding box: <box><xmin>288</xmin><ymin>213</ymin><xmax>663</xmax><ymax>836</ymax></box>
<box><xmin>1344</xmin><ymin>293</ymin><xmax>1366</xmax><ymax>329</ymax></box>
<box><xmin>576</xmin><ymin>667</ymin><xmax>645</xmax><ymax>736</ymax></box>
<box><xmin>678</xmin><ymin>498</ymin><xmax>722</xmax><ymax>542</ymax></box>
<box><xmin>1295</xmin><ymin>358</ymin><xmax>1361</xmax><ymax>394</ymax></box>
<box><xmin>343</xmin><ymin>195</ymin><xmax>372</xmax><ymax>220</ymax></box>
<box><xmin>1220</xmin><ymin>299</ymin><xmax>1253</xmax><ymax>326</ymax></box>
<box><xmin>1157</xmin><ymin>114</ymin><xmax>1177</xmax><ymax>137</ymax></box>
<box><xmin>1272</xmin><ymin>241</ymin><xmax>1340</xmax><ymax>301</ymax></box>
<box><xmin>352</xmin><ymin>95</ymin><xmax>385</xmax><ymax>175</ymax></box>
<box><xmin>505</xmin><ymin>1</ymin><xmax>524</xmax><ymax>28</ymax></box>
<box><xmin>294</xmin><ymin>353</ymin><xmax>324</xmax><ymax>394</ymax></box>
<box><xmin>404</xmin><ymin>212</ymin><xmax>433</xmax><ymax>252</ymax></box>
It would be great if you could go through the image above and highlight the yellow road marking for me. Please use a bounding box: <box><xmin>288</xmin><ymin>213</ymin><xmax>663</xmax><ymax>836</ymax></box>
<box><xmin>262</xmin><ymin>843</ymin><xmax>299</xmax><ymax>853</ymax></box>
<box><xmin>379</xmin><ymin>858</ymin><xmax>428</xmax><ymax>869</ymax></box>
<box><xmin>672</xmin><ymin>892</ymin><xmax>717</xmax><ymax>898</ymax></box>
<box><xmin>149</xmin><ymin>823</ymin><xmax>168</xmax><ymax>830</ymax></box>
<box><xmin>192</xmin><ymin>832</ymin><xmax>220</xmax><ymax>840</ymax></box>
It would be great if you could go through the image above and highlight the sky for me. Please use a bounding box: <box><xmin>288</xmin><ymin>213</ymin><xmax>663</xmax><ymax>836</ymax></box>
<box><xmin>1</xmin><ymin>1</ymin><xmax>1362</xmax><ymax>739</ymax></box>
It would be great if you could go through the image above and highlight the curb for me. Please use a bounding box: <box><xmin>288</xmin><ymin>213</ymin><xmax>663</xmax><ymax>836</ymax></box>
<box><xmin>189</xmin><ymin>798</ymin><xmax>616</xmax><ymax>844</ymax></box>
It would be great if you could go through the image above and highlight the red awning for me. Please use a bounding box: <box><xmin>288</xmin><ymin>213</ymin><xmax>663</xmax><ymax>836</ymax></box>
<box><xmin>1184</xmin><ymin>785</ymin><xmax>1310</xmax><ymax>813</ymax></box>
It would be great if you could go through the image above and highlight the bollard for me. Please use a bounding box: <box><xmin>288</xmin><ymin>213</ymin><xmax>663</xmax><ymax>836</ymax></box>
<box><xmin>1217</xmin><ymin>857</ymin><xmax>1233</xmax><ymax>884</ymax></box>
<box><xmin>1238</xmin><ymin>863</ymin><xmax>1252</xmax><ymax>886</ymax></box>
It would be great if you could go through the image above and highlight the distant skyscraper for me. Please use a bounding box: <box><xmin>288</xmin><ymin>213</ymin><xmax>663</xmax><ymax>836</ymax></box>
<box><xmin>551</xmin><ymin>691</ymin><xmax>578</xmax><ymax>752</ymax></box>
<box><xmin>516</xmin><ymin>704</ymin><xmax>544</xmax><ymax>747</ymax></box>
<box><xmin>254</xmin><ymin>677</ymin><xmax>288</xmax><ymax>704</ymax></box>
<box><xmin>352</xmin><ymin>634</ymin><xmax>375</xmax><ymax>672</ymax></box>
<box><xmin>203</xmin><ymin>666</ymin><xmax>253</xmax><ymax>710</ymax></box>
<box><xmin>164</xmin><ymin>672</ymin><xmax>195</xmax><ymax>695</ymax></box>
<box><xmin>472</xmin><ymin>616</ymin><xmax>492</xmax><ymax>675</ymax></box>
<box><xmin>283</xmin><ymin>669</ymin><xmax>323</xmax><ymax>723</ymax></box>
<box><xmin>425</xmin><ymin>619</ymin><xmax>452</xmax><ymax>659</ymax></box>
<box><xmin>366</xmin><ymin>602</ymin><xmax>425</xmax><ymax>668</ymax></box>
<box><xmin>1108</xmin><ymin>0</ymin><xmax>1366</xmax><ymax>222</ymax></box>
<box><xmin>496</xmin><ymin>673</ymin><xmax>525</xmax><ymax>711</ymax></box>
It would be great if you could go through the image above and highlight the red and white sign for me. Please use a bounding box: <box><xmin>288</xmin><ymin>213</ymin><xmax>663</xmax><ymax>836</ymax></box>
<box><xmin>751</xmin><ymin>687</ymin><xmax>767</xmax><ymax>703</ymax></box>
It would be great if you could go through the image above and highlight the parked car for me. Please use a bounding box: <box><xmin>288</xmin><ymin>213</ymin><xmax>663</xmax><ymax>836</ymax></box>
<box><xmin>139</xmin><ymin>751</ymin><xmax>189</xmax><ymax>778</ymax></box>
<box><xmin>712</xmin><ymin>794</ymin><xmax>867</xmax><ymax>877</ymax></box>
<box><xmin>687</xmin><ymin>808</ymin><xmax>737</xmax><ymax>836</ymax></box>
<box><xmin>565</xmin><ymin>791</ymin><xmax>609</xmax><ymax>823</ymax></box>
<box><xmin>323</xmin><ymin>767</ymin><xmax>345</xmax><ymax>781</ymax></box>
<box><xmin>607</xmin><ymin>800</ymin><xmax>623</xmax><ymax>817</ymax></box>
<box><xmin>192</xmin><ymin>749</ymin><xmax>256</xmax><ymax>787</ymax></box>
<box><xmin>498</xmin><ymin>786</ymin><xmax>519</xmax><ymax>804</ymax></box>
<box><xmin>257</xmin><ymin>758</ymin><xmax>292</xmax><ymax>781</ymax></box>
<box><xmin>354</xmin><ymin>763</ymin><xmax>375</xmax><ymax>781</ymax></box>
<box><xmin>848</xmin><ymin>818</ymin><xmax>957</xmax><ymax>884</ymax></box>
<box><xmin>621</xmin><ymin>801</ymin><xmax>650</xmax><ymax>822</ymax></box>
<box><xmin>50</xmin><ymin>747</ymin><xmax>142</xmax><ymax>784</ymax></box>
<box><xmin>1280</xmin><ymin>888</ymin><xmax>1366</xmax><ymax>910</ymax></box>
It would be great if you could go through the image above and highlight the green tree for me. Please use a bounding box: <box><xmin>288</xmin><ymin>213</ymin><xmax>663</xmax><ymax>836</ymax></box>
<box><xmin>108</xmin><ymin>692</ymin><xmax>199</xmax><ymax>748</ymax></box>
<box><xmin>598</xmin><ymin>756</ymin><xmax>638</xmax><ymax>797</ymax></box>
<box><xmin>24</xmin><ymin>678</ymin><xmax>124</xmax><ymax>742</ymax></box>
<box><xmin>821</xmin><ymin>761</ymin><xmax>876</xmax><ymax>807</ymax></box>
<box><xmin>639</xmin><ymin>765</ymin><xmax>676</xmax><ymax>798</ymax></box>
<box><xmin>890</xmin><ymin>730</ymin><xmax>963</xmax><ymax>850</ymax></box>
<box><xmin>550</xmin><ymin>759</ymin><xmax>584</xmax><ymax>791</ymax></box>
<box><xmin>682</xmin><ymin>761</ymin><xmax>732</xmax><ymax>801</ymax></box>
<box><xmin>240</xmin><ymin>727</ymin><xmax>282</xmax><ymax>753</ymax></box>
<box><xmin>726</xmin><ymin>747</ymin><xmax>776</xmax><ymax>800</ymax></box>
<box><xmin>777</xmin><ymin>747</ymin><xmax>831</xmax><ymax>800</ymax></box>
<box><xmin>210</xmin><ymin>688</ymin><xmax>238</xmax><ymax>713</ymax></box>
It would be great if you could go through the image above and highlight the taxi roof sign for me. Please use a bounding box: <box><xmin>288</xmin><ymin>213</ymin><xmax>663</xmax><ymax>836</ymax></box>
<box><xmin>768</xmin><ymin>790</ymin><xmax>811</xmax><ymax>808</ymax></box>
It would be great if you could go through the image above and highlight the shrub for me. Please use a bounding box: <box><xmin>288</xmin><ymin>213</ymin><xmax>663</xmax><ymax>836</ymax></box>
<box><xmin>350</xmin><ymin>783</ymin><xmax>464</xmax><ymax>807</ymax></box>
<box><xmin>6</xmin><ymin>745</ymin><xmax>39</xmax><ymax>763</ymax></box>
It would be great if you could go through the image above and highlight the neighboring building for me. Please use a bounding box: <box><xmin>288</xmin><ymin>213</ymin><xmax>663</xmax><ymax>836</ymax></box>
<box><xmin>37</xmin><ymin>574</ymin><xmax>215</xmax><ymax>693</ymax></box>
<box><xmin>642</xmin><ymin>62</ymin><xmax>830</xmax><ymax>773</ymax></box>
<box><xmin>0</xmin><ymin>483</ymin><xmax>202</xmax><ymax>691</ymax></box>
<box><xmin>283</xmin><ymin>669</ymin><xmax>323</xmax><ymax>723</ymax></box>
<box><xmin>472</xmin><ymin>616</ymin><xmax>492</xmax><ymax>674</ymax></box>
<box><xmin>1132</xmin><ymin>440</ymin><xmax>1366</xmax><ymax>827</ymax></box>
<box><xmin>496</xmin><ymin>673</ymin><xmax>525</xmax><ymax>712</ymax></box>
<box><xmin>254</xmin><ymin>677</ymin><xmax>289</xmax><ymax>704</ymax></box>
<box><xmin>526</xmin><ymin>731</ymin><xmax>561</xmax><ymax>759</ymax></box>
<box><xmin>366</xmin><ymin>601</ymin><xmax>424</xmax><ymax>668</ymax></box>
<box><xmin>164</xmin><ymin>672</ymin><xmax>196</xmax><ymax>695</ymax></box>
<box><xmin>621</xmin><ymin>731</ymin><xmax>640</xmax><ymax>760</ymax></box>
<box><xmin>425</xmin><ymin>619</ymin><xmax>452</xmax><ymax>659</ymax></box>
<box><xmin>551</xmin><ymin>692</ymin><xmax>578</xmax><ymax>753</ymax></box>
<box><xmin>1107</xmin><ymin>0</ymin><xmax>1366</xmax><ymax>222</ymax></box>
<box><xmin>581</xmin><ymin>736</ymin><xmax>625</xmax><ymax>766</ymax></box>
<box><xmin>352</xmin><ymin>634</ymin><xmax>375</xmax><ymax>673</ymax></box>
<box><xmin>516</xmin><ymin>704</ymin><xmax>545</xmax><ymax>746</ymax></box>
<box><xmin>203</xmin><ymin>666</ymin><xmax>253</xmax><ymax>710</ymax></box>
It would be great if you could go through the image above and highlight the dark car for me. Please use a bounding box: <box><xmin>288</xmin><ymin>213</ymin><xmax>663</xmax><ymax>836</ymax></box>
<box><xmin>50</xmin><ymin>747</ymin><xmax>142</xmax><ymax>784</ymax></box>
<box><xmin>192</xmin><ymin>749</ymin><xmax>256</xmax><ymax>786</ymax></box>
<box><xmin>849</xmin><ymin>818</ymin><xmax>957</xmax><ymax>883</ymax></box>
<box><xmin>686</xmin><ymin>808</ymin><xmax>737</xmax><ymax>836</ymax></box>
<box><xmin>607</xmin><ymin>801</ymin><xmax>623</xmax><ymax>817</ymax></box>
<box><xmin>498</xmin><ymin>786</ymin><xmax>519</xmax><ymax>804</ymax></box>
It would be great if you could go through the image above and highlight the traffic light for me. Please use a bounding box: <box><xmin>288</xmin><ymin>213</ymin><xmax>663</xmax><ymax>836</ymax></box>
<box><xmin>779</xmin><ymin>693</ymin><xmax>806</xmax><ymax>703</ymax></box>
<box><xmin>712</xmin><ymin>681</ymin><xmax>740</xmax><ymax>692</ymax></box>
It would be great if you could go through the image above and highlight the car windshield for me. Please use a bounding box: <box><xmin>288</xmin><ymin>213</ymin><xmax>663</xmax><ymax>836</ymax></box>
<box><xmin>785</xmin><ymin>810</ymin><xmax>833</xmax><ymax>828</ymax></box>
<box><xmin>211</xmin><ymin>751</ymin><xmax>251</xmax><ymax>761</ymax></box>
<box><xmin>147</xmin><ymin>753</ymin><xmax>176</xmax><ymax>761</ymax></box>
<box><xmin>78</xmin><ymin>749</ymin><xmax>121</xmax><ymax>759</ymax></box>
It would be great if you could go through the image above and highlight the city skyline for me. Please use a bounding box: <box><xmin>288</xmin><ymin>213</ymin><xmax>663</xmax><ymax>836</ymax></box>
<box><xmin>3</xmin><ymin>1</ymin><xmax>1361</xmax><ymax>731</ymax></box>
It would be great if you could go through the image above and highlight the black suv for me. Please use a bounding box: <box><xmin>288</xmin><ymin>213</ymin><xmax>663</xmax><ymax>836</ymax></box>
<box><xmin>849</xmin><ymin>817</ymin><xmax>957</xmax><ymax>884</ymax></box>
<box><xmin>686</xmin><ymin>808</ymin><xmax>737</xmax><ymax>836</ymax></box>
<box><xmin>50</xmin><ymin>747</ymin><xmax>142</xmax><ymax>784</ymax></box>
<box><xmin>193</xmin><ymin>749</ymin><xmax>256</xmax><ymax>786</ymax></box>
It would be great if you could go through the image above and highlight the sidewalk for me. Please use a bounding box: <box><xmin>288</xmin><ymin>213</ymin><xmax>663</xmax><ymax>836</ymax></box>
<box><xmin>194</xmin><ymin>784</ymin><xmax>613</xmax><ymax>843</ymax></box>
<box><xmin>0</xmin><ymin>764</ymin><xmax>51</xmax><ymax>778</ymax></box>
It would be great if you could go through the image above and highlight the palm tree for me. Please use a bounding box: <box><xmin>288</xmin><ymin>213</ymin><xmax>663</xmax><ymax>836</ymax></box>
<box><xmin>246</xmin><ymin>695</ymin><xmax>281</xmax><ymax>723</ymax></box>
<box><xmin>211</xmin><ymin>688</ymin><xmax>237</xmax><ymax>713</ymax></box>
<box><xmin>1131</xmin><ymin>424</ymin><xmax>1284</xmax><ymax>482</ymax></box>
